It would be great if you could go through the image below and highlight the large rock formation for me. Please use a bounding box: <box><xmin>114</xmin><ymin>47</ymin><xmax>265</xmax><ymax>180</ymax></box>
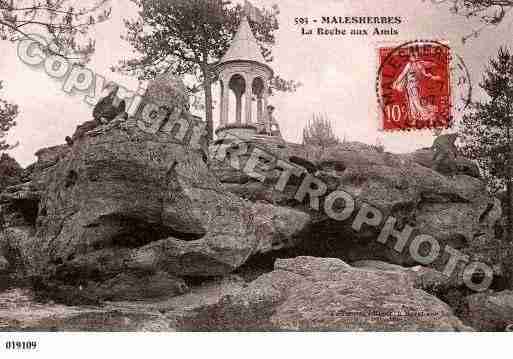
<box><xmin>0</xmin><ymin>257</ymin><xmax>471</xmax><ymax>331</ymax></box>
<box><xmin>173</xmin><ymin>257</ymin><xmax>471</xmax><ymax>331</ymax></box>
<box><xmin>215</xmin><ymin>140</ymin><xmax>503</xmax><ymax>276</ymax></box>
<box><xmin>0</xmin><ymin>288</ymin><xmax>173</xmax><ymax>331</ymax></box>
<box><xmin>2</xmin><ymin>129</ymin><xmax>503</xmax><ymax>297</ymax></box>
<box><xmin>409</xmin><ymin>147</ymin><xmax>481</xmax><ymax>178</ymax></box>
<box><xmin>0</xmin><ymin>126</ymin><xmax>509</xmax><ymax>330</ymax></box>
<box><xmin>0</xmin><ymin>64</ymin><xmax>508</xmax><ymax>331</ymax></box>
<box><xmin>0</xmin><ymin>116</ymin><xmax>311</xmax><ymax>293</ymax></box>
<box><xmin>459</xmin><ymin>290</ymin><xmax>513</xmax><ymax>331</ymax></box>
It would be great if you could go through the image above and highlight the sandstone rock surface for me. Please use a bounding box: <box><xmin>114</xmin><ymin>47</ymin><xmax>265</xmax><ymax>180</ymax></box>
<box><xmin>460</xmin><ymin>290</ymin><xmax>513</xmax><ymax>331</ymax></box>
<box><xmin>216</xmin><ymin>140</ymin><xmax>503</xmax><ymax>272</ymax></box>
<box><xmin>2</xmin><ymin>257</ymin><xmax>472</xmax><ymax>332</ymax></box>
<box><xmin>173</xmin><ymin>257</ymin><xmax>472</xmax><ymax>331</ymax></box>
<box><xmin>0</xmin><ymin>125</ymin><xmax>505</xmax><ymax>322</ymax></box>
<box><xmin>0</xmin><ymin>118</ymin><xmax>311</xmax><ymax>283</ymax></box>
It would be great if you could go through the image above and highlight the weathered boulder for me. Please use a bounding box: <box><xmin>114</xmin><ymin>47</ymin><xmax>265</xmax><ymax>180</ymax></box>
<box><xmin>172</xmin><ymin>269</ymin><xmax>305</xmax><ymax>330</ymax></box>
<box><xmin>409</xmin><ymin>148</ymin><xmax>480</xmax><ymax>178</ymax></box>
<box><xmin>352</xmin><ymin>259</ymin><xmax>408</xmax><ymax>272</ymax></box>
<box><xmin>0</xmin><ymin>257</ymin><xmax>476</xmax><ymax>331</ymax></box>
<box><xmin>33</xmin><ymin>145</ymin><xmax>71</xmax><ymax>172</ymax></box>
<box><xmin>0</xmin><ymin>116</ymin><xmax>311</xmax><ymax>283</ymax></box>
<box><xmin>0</xmin><ymin>179</ymin><xmax>38</xmax><ymax>275</ymax></box>
<box><xmin>0</xmin><ymin>288</ymin><xmax>172</xmax><ymax>331</ymax></box>
<box><xmin>351</xmin><ymin>260</ymin><xmax>463</xmax><ymax>292</ymax></box>
<box><xmin>460</xmin><ymin>290</ymin><xmax>513</xmax><ymax>331</ymax></box>
<box><xmin>0</xmin><ymin>227</ymin><xmax>33</xmax><ymax>275</ymax></box>
<box><xmin>174</xmin><ymin>257</ymin><xmax>471</xmax><ymax>331</ymax></box>
<box><xmin>307</xmin><ymin>145</ymin><xmax>499</xmax><ymax>252</ymax></box>
<box><xmin>217</xmin><ymin>140</ymin><xmax>502</xmax><ymax>273</ymax></box>
<box><xmin>126</xmin><ymin>202</ymin><xmax>310</xmax><ymax>276</ymax></box>
<box><xmin>0</xmin><ymin>275</ymin><xmax>247</xmax><ymax>331</ymax></box>
<box><xmin>350</xmin><ymin>259</ymin><xmax>471</xmax><ymax>312</ymax></box>
<box><xmin>87</xmin><ymin>271</ymin><xmax>189</xmax><ymax>301</ymax></box>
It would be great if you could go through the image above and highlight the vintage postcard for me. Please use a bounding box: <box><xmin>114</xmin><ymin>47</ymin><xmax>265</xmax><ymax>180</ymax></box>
<box><xmin>0</xmin><ymin>0</ymin><xmax>512</xmax><ymax>356</ymax></box>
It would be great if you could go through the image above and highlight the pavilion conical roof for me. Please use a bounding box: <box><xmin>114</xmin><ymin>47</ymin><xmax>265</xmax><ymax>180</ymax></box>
<box><xmin>218</xmin><ymin>17</ymin><xmax>272</xmax><ymax>74</ymax></box>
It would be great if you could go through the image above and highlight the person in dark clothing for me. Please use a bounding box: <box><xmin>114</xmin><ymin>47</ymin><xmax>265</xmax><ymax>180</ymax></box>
<box><xmin>66</xmin><ymin>85</ymin><xmax>128</xmax><ymax>146</ymax></box>
<box><xmin>432</xmin><ymin>133</ymin><xmax>459</xmax><ymax>175</ymax></box>
<box><xmin>93</xmin><ymin>85</ymin><xmax>128</xmax><ymax>124</ymax></box>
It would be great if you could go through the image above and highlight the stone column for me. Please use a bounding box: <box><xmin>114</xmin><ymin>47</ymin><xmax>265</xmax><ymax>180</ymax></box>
<box><xmin>244</xmin><ymin>76</ymin><xmax>253</xmax><ymax>124</ymax></box>
<box><xmin>263</xmin><ymin>88</ymin><xmax>270</xmax><ymax>134</ymax></box>
<box><xmin>221</xmin><ymin>80</ymin><xmax>230</xmax><ymax>126</ymax></box>
<box><xmin>219</xmin><ymin>80</ymin><xmax>225</xmax><ymax>126</ymax></box>
<box><xmin>257</xmin><ymin>96</ymin><xmax>263</xmax><ymax>124</ymax></box>
<box><xmin>235</xmin><ymin>93</ymin><xmax>242</xmax><ymax>124</ymax></box>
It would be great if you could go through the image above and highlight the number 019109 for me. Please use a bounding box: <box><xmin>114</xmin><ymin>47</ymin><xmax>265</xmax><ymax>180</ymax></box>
<box><xmin>5</xmin><ymin>341</ymin><xmax>38</xmax><ymax>350</ymax></box>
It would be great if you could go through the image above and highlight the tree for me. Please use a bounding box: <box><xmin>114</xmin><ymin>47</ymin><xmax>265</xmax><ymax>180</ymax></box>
<box><xmin>302</xmin><ymin>114</ymin><xmax>340</xmax><ymax>150</ymax></box>
<box><xmin>0</xmin><ymin>0</ymin><xmax>112</xmax><ymax>62</ymax></box>
<box><xmin>0</xmin><ymin>81</ymin><xmax>18</xmax><ymax>151</ymax></box>
<box><xmin>0</xmin><ymin>153</ymin><xmax>22</xmax><ymax>192</ymax></box>
<box><xmin>460</xmin><ymin>46</ymin><xmax>513</xmax><ymax>285</ymax></box>
<box><xmin>117</xmin><ymin>0</ymin><xmax>300</xmax><ymax>141</ymax></box>
<box><xmin>0</xmin><ymin>1</ymin><xmax>111</xmax><ymax>150</ymax></box>
<box><xmin>431</xmin><ymin>0</ymin><xmax>513</xmax><ymax>42</ymax></box>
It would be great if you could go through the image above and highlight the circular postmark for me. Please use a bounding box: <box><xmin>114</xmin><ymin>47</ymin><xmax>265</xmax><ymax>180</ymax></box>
<box><xmin>376</xmin><ymin>40</ymin><xmax>472</xmax><ymax>132</ymax></box>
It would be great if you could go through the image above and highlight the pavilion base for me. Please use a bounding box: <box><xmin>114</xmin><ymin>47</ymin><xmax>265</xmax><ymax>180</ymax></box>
<box><xmin>215</xmin><ymin>124</ymin><xmax>258</xmax><ymax>140</ymax></box>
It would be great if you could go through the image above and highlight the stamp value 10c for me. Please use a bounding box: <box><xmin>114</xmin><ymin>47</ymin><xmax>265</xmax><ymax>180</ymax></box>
<box><xmin>377</xmin><ymin>41</ymin><xmax>453</xmax><ymax>131</ymax></box>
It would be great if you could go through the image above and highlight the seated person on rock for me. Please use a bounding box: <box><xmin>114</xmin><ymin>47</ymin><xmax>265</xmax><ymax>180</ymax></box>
<box><xmin>432</xmin><ymin>131</ymin><xmax>459</xmax><ymax>176</ymax></box>
<box><xmin>93</xmin><ymin>84</ymin><xmax>129</xmax><ymax>124</ymax></box>
<box><xmin>66</xmin><ymin>84</ymin><xmax>128</xmax><ymax>146</ymax></box>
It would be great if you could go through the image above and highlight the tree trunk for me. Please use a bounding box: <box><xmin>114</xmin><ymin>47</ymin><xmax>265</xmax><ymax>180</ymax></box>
<box><xmin>506</xmin><ymin>119</ymin><xmax>513</xmax><ymax>287</ymax></box>
<box><xmin>507</xmin><ymin>122</ymin><xmax>512</xmax><ymax>240</ymax></box>
<box><xmin>202</xmin><ymin>67</ymin><xmax>214</xmax><ymax>142</ymax></box>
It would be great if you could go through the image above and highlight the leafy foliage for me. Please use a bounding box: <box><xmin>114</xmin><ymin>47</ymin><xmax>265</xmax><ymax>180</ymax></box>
<box><xmin>0</xmin><ymin>152</ymin><xmax>22</xmax><ymax>192</ymax></box>
<box><xmin>0</xmin><ymin>81</ymin><xmax>18</xmax><ymax>151</ymax></box>
<box><xmin>302</xmin><ymin>114</ymin><xmax>340</xmax><ymax>149</ymax></box>
<box><xmin>460</xmin><ymin>47</ymin><xmax>513</xmax><ymax>193</ymax></box>
<box><xmin>0</xmin><ymin>0</ymin><xmax>112</xmax><ymax>63</ymax></box>
<box><xmin>459</xmin><ymin>46</ymin><xmax>513</xmax><ymax>285</ymax></box>
<box><xmin>117</xmin><ymin>0</ymin><xmax>301</xmax><ymax>140</ymax></box>
<box><xmin>0</xmin><ymin>1</ymin><xmax>110</xmax><ymax>152</ymax></box>
<box><xmin>431</xmin><ymin>0</ymin><xmax>513</xmax><ymax>42</ymax></box>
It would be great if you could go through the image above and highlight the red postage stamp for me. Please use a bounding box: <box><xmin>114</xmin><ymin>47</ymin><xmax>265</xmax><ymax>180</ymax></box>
<box><xmin>377</xmin><ymin>41</ymin><xmax>452</xmax><ymax>131</ymax></box>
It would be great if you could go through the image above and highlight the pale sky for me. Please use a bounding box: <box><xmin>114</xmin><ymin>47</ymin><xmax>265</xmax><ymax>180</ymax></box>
<box><xmin>1</xmin><ymin>0</ymin><xmax>512</xmax><ymax>166</ymax></box>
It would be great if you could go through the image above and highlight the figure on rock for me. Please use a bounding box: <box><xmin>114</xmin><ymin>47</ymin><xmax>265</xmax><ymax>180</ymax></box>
<box><xmin>432</xmin><ymin>132</ymin><xmax>459</xmax><ymax>175</ymax></box>
<box><xmin>258</xmin><ymin>105</ymin><xmax>281</xmax><ymax>137</ymax></box>
<box><xmin>66</xmin><ymin>84</ymin><xmax>128</xmax><ymax>146</ymax></box>
<box><xmin>93</xmin><ymin>84</ymin><xmax>128</xmax><ymax>124</ymax></box>
<box><xmin>268</xmin><ymin>105</ymin><xmax>282</xmax><ymax>137</ymax></box>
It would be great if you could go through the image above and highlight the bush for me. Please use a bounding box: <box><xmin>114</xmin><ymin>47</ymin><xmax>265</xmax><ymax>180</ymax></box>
<box><xmin>0</xmin><ymin>153</ymin><xmax>22</xmax><ymax>192</ymax></box>
<box><xmin>302</xmin><ymin>114</ymin><xmax>340</xmax><ymax>149</ymax></box>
